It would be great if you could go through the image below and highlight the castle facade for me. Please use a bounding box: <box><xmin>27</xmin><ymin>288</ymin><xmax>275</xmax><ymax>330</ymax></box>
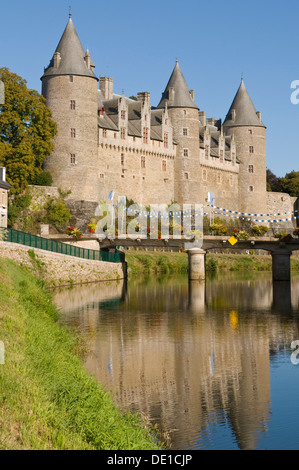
<box><xmin>41</xmin><ymin>16</ymin><xmax>297</xmax><ymax>225</ymax></box>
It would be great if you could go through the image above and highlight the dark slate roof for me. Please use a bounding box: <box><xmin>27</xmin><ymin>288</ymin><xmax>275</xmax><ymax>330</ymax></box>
<box><xmin>157</xmin><ymin>61</ymin><xmax>198</xmax><ymax>109</ymax></box>
<box><xmin>0</xmin><ymin>180</ymin><xmax>11</xmax><ymax>190</ymax></box>
<box><xmin>223</xmin><ymin>79</ymin><xmax>265</xmax><ymax>128</ymax></box>
<box><xmin>42</xmin><ymin>17</ymin><xmax>97</xmax><ymax>80</ymax></box>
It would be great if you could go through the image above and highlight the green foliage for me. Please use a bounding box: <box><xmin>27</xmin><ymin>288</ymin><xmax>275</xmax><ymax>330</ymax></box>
<box><xmin>7</xmin><ymin>192</ymin><xmax>32</xmax><ymax>227</ymax></box>
<box><xmin>274</xmin><ymin>231</ymin><xmax>292</xmax><ymax>241</ymax></box>
<box><xmin>209</xmin><ymin>223</ymin><xmax>228</xmax><ymax>235</ymax></box>
<box><xmin>44</xmin><ymin>198</ymin><xmax>71</xmax><ymax>227</ymax></box>
<box><xmin>266</xmin><ymin>168</ymin><xmax>283</xmax><ymax>192</ymax></box>
<box><xmin>31</xmin><ymin>170</ymin><xmax>53</xmax><ymax>187</ymax></box>
<box><xmin>252</xmin><ymin>225</ymin><xmax>269</xmax><ymax>237</ymax></box>
<box><xmin>0</xmin><ymin>68</ymin><xmax>57</xmax><ymax>195</ymax></box>
<box><xmin>280</xmin><ymin>171</ymin><xmax>299</xmax><ymax>197</ymax></box>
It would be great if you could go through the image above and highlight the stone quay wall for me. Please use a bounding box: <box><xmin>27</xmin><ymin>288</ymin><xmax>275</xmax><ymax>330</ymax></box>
<box><xmin>0</xmin><ymin>242</ymin><xmax>125</xmax><ymax>287</ymax></box>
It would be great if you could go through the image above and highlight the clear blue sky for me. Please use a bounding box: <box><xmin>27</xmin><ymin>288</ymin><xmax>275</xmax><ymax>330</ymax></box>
<box><xmin>1</xmin><ymin>0</ymin><xmax>299</xmax><ymax>177</ymax></box>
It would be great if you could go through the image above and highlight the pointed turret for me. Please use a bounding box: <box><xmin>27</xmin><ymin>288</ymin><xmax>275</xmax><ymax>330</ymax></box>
<box><xmin>42</xmin><ymin>16</ymin><xmax>97</xmax><ymax>80</ymax></box>
<box><xmin>223</xmin><ymin>79</ymin><xmax>265</xmax><ymax>128</ymax></box>
<box><xmin>157</xmin><ymin>60</ymin><xmax>198</xmax><ymax>109</ymax></box>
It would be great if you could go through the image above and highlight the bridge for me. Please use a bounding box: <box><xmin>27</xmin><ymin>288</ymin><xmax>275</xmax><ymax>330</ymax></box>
<box><xmin>96</xmin><ymin>235</ymin><xmax>299</xmax><ymax>282</ymax></box>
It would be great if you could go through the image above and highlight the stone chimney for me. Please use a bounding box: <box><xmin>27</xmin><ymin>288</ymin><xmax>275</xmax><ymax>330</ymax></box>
<box><xmin>137</xmin><ymin>91</ymin><xmax>150</xmax><ymax>105</ymax></box>
<box><xmin>100</xmin><ymin>76</ymin><xmax>114</xmax><ymax>100</ymax></box>
<box><xmin>0</xmin><ymin>167</ymin><xmax>6</xmax><ymax>182</ymax></box>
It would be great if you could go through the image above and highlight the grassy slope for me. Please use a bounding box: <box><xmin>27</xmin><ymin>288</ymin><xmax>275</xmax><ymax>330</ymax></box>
<box><xmin>0</xmin><ymin>259</ymin><xmax>159</xmax><ymax>450</ymax></box>
<box><xmin>125</xmin><ymin>250</ymin><xmax>299</xmax><ymax>275</ymax></box>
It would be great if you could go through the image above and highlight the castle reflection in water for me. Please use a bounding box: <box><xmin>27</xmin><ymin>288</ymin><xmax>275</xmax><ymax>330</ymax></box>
<box><xmin>55</xmin><ymin>273</ymin><xmax>299</xmax><ymax>450</ymax></box>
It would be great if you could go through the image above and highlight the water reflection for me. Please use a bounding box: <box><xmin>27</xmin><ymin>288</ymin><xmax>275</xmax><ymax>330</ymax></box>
<box><xmin>55</xmin><ymin>273</ymin><xmax>299</xmax><ymax>450</ymax></box>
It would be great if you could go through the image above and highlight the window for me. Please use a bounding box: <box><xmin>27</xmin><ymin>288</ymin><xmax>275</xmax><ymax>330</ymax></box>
<box><xmin>121</xmin><ymin>153</ymin><xmax>125</xmax><ymax>166</ymax></box>
<box><xmin>71</xmin><ymin>128</ymin><xmax>76</xmax><ymax>138</ymax></box>
<box><xmin>249</xmin><ymin>185</ymin><xmax>254</xmax><ymax>192</ymax></box>
<box><xmin>143</xmin><ymin>128</ymin><xmax>148</xmax><ymax>144</ymax></box>
<box><xmin>69</xmin><ymin>76</ymin><xmax>73</xmax><ymax>82</ymax></box>
<box><xmin>220</xmin><ymin>150</ymin><xmax>224</xmax><ymax>161</ymax></box>
<box><xmin>141</xmin><ymin>156</ymin><xmax>146</xmax><ymax>168</ymax></box>
<box><xmin>162</xmin><ymin>160</ymin><xmax>167</xmax><ymax>172</ymax></box>
<box><xmin>248</xmin><ymin>165</ymin><xmax>254</xmax><ymax>173</ymax></box>
<box><xmin>121</xmin><ymin>110</ymin><xmax>126</xmax><ymax>120</ymax></box>
<box><xmin>249</xmin><ymin>146</ymin><xmax>254</xmax><ymax>153</ymax></box>
<box><xmin>144</xmin><ymin>114</ymin><xmax>147</xmax><ymax>122</ymax></box>
<box><xmin>183</xmin><ymin>149</ymin><xmax>189</xmax><ymax>157</ymax></box>
<box><xmin>70</xmin><ymin>100</ymin><xmax>76</xmax><ymax>110</ymax></box>
<box><xmin>183</xmin><ymin>172</ymin><xmax>189</xmax><ymax>180</ymax></box>
<box><xmin>202</xmin><ymin>169</ymin><xmax>207</xmax><ymax>181</ymax></box>
<box><xmin>120</xmin><ymin>127</ymin><xmax>126</xmax><ymax>140</ymax></box>
<box><xmin>102</xmin><ymin>129</ymin><xmax>107</xmax><ymax>138</ymax></box>
<box><xmin>100</xmin><ymin>173</ymin><xmax>104</xmax><ymax>179</ymax></box>
<box><xmin>70</xmin><ymin>154</ymin><xmax>76</xmax><ymax>164</ymax></box>
<box><xmin>183</xmin><ymin>128</ymin><xmax>188</xmax><ymax>136</ymax></box>
<box><xmin>248</xmin><ymin>129</ymin><xmax>253</xmax><ymax>135</ymax></box>
<box><xmin>164</xmin><ymin>132</ymin><xmax>168</xmax><ymax>148</ymax></box>
<box><xmin>1</xmin><ymin>215</ymin><xmax>4</xmax><ymax>227</ymax></box>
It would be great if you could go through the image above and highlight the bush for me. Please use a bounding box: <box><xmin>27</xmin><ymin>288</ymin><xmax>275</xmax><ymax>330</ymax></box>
<box><xmin>8</xmin><ymin>192</ymin><xmax>32</xmax><ymax>227</ymax></box>
<box><xmin>232</xmin><ymin>228</ymin><xmax>250</xmax><ymax>240</ymax></box>
<box><xmin>44</xmin><ymin>198</ymin><xmax>71</xmax><ymax>227</ymax></box>
<box><xmin>274</xmin><ymin>231</ymin><xmax>292</xmax><ymax>241</ymax></box>
<box><xmin>209</xmin><ymin>223</ymin><xmax>228</xmax><ymax>235</ymax></box>
<box><xmin>252</xmin><ymin>225</ymin><xmax>269</xmax><ymax>237</ymax></box>
<box><xmin>31</xmin><ymin>170</ymin><xmax>53</xmax><ymax>187</ymax></box>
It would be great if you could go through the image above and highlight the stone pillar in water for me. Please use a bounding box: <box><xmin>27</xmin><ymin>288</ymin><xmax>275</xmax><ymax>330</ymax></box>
<box><xmin>271</xmin><ymin>250</ymin><xmax>292</xmax><ymax>282</ymax></box>
<box><xmin>187</xmin><ymin>249</ymin><xmax>206</xmax><ymax>281</ymax></box>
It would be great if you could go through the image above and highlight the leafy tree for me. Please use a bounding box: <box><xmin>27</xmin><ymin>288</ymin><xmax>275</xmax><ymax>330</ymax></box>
<box><xmin>0</xmin><ymin>68</ymin><xmax>57</xmax><ymax>194</ymax></box>
<box><xmin>280</xmin><ymin>171</ymin><xmax>299</xmax><ymax>197</ymax></box>
<box><xmin>266</xmin><ymin>169</ymin><xmax>283</xmax><ymax>192</ymax></box>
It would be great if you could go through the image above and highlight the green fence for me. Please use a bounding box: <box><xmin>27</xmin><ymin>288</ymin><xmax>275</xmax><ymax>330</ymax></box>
<box><xmin>5</xmin><ymin>229</ymin><xmax>125</xmax><ymax>264</ymax></box>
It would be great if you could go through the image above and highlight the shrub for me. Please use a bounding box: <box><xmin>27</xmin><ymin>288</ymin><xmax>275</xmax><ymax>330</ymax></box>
<box><xmin>232</xmin><ymin>228</ymin><xmax>250</xmax><ymax>240</ymax></box>
<box><xmin>66</xmin><ymin>226</ymin><xmax>82</xmax><ymax>240</ymax></box>
<box><xmin>252</xmin><ymin>225</ymin><xmax>269</xmax><ymax>237</ymax></box>
<box><xmin>209</xmin><ymin>223</ymin><xmax>228</xmax><ymax>235</ymax></box>
<box><xmin>274</xmin><ymin>231</ymin><xmax>292</xmax><ymax>241</ymax></box>
<box><xmin>44</xmin><ymin>198</ymin><xmax>71</xmax><ymax>227</ymax></box>
<box><xmin>31</xmin><ymin>170</ymin><xmax>53</xmax><ymax>187</ymax></box>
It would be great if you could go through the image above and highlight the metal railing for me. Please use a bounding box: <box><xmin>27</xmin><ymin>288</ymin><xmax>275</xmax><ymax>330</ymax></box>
<box><xmin>4</xmin><ymin>228</ymin><xmax>125</xmax><ymax>264</ymax></box>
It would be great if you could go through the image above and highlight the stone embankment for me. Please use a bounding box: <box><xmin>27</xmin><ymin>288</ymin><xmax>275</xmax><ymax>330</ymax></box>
<box><xmin>0</xmin><ymin>242</ymin><xmax>125</xmax><ymax>287</ymax></box>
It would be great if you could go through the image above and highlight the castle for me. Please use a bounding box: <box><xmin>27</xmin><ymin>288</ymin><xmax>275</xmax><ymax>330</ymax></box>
<box><xmin>41</xmin><ymin>15</ymin><xmax>297</xmax><ymax>226</ymax></box>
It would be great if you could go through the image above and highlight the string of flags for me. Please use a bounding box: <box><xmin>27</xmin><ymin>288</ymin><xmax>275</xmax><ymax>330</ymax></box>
<box><xmin>108</xmin><ymin>202</ymin><xmax>298</xmax><ymax>224</ymax></box>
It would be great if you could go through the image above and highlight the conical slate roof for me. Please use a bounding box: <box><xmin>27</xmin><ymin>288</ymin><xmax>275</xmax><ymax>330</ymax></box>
<box><xmin>223</xmin><ymin>79</ymin><xmax>265</xmax><ymax>128</ymax></box>
<box><xmin>42</xmin><ymin>17</ymin><xmax>97</xmax><ymax>80</ymax></box>
<box><xmin>157</xmin><ymin>61</ymin><xmax>198</xmax><ymax>109</ymax></box>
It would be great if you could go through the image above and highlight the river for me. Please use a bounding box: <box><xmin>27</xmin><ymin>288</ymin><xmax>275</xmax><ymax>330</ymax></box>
<box><xmin>54</xmin><ymin>271</ymin><xmax>299</xmax><ymax>450</ymax></box>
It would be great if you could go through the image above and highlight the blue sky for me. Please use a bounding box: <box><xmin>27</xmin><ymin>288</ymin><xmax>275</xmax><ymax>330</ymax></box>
<box><xmin>1</xmin><ymin>0</ymin><xmax>299</xmax><ymax>177</ymax></box>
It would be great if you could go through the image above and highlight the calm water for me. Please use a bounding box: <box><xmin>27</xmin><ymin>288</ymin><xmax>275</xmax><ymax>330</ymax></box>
<box><xmin>55</xmin><ymin>272</ymin><xmax>299</xmax><ymax>450</ymax></box>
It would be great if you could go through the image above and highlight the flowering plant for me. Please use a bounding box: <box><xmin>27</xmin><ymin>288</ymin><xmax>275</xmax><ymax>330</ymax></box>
<box><xmin>232</xmin><ymin>228</ymin><xmax>250</xmax><ymax>240</ymax></box>
<box><xmin>87</xmin><ymin>223</ymin><xmax>96</xmax><ymax>234</ymax></box>
<box><xmin>66</xmin><ymin>226</ymin><xmax>83</xmax><ymax>240</ymax></box>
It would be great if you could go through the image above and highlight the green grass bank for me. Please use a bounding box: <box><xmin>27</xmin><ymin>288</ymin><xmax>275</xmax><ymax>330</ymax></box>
<box><xmin>0</xmin><ymin>258</ymin><xmax>160</xmax><ymax>450</ymax></box>
<box><xmin>125</xmin><ymin>250</ymin><xmax>299</xmax><ymax>275</ymax></box>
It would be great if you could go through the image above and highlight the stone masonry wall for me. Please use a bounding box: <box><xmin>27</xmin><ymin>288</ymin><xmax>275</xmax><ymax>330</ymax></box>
<box><xmin>0</xmin><ymin>242</ymin><xmax>125</xmax><ymax>287</ymax></box>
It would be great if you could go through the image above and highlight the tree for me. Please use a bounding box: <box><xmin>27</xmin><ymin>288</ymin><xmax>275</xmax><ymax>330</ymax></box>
<box><xmin>281</xmin><ymin>171</ymin><xmax>299</xmax><ymax>197</ymax></box>
<box><xmin>266</xmin><ymin>168</ymin><xmax>283</xmax><ymax>192</ymax></box>
<box><xmin>0</xmin><ymin>68</ymin><xmax>57</xmax><ymax>194</ymax></box>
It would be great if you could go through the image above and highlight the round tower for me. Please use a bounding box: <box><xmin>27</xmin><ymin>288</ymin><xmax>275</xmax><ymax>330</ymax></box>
<box><xmin>157</xmin><ymin>61</ymin><xmax>200</xmax><ymax>206</ymax></box>
<box><xmin>223</xmin><ymin>79</ymin><xmax>267</xmax><ymax>216</ymax></box>
<box><xmin>41</xmin><ymin>15</ymin><xmax>99</xmax><ymax>203</ymax></box>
